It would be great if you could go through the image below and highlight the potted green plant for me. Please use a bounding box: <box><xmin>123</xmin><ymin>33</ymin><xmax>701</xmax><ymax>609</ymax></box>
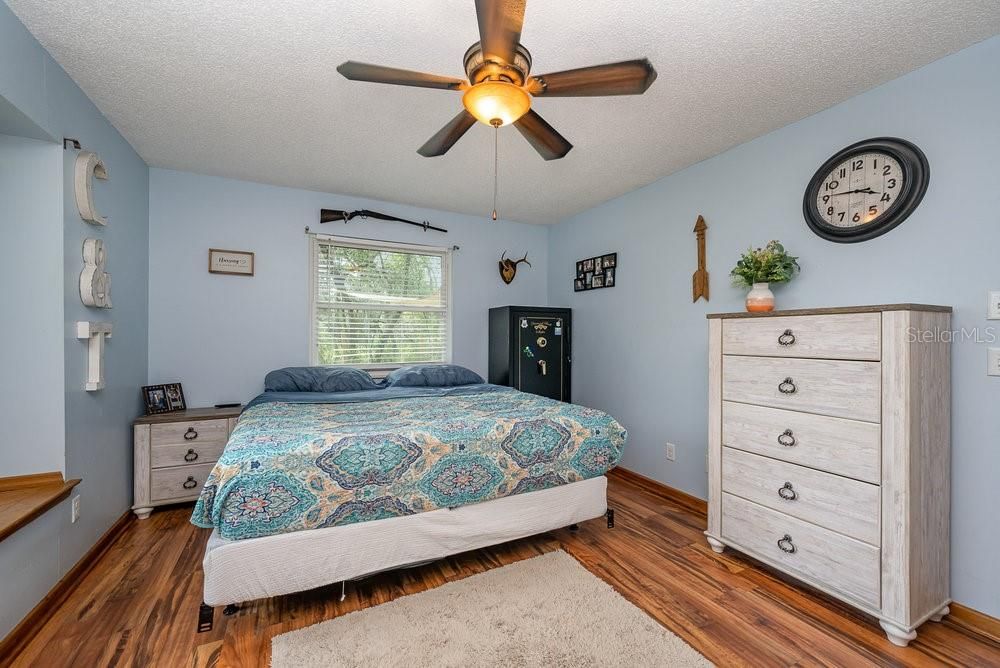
<box><xmin>730</xmin><ymin>241</ymin><xmax>800</xmax><ymax>312</ymax></box>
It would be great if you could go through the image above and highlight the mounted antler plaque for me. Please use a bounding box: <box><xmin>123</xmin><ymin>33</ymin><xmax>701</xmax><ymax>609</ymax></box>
<box><xmin>499</xmin><ymin>251</ymin><xmax>531</xmax><ymax>284</ymax></box>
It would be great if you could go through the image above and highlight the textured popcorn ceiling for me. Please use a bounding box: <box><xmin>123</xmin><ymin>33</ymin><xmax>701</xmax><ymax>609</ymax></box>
<box><xmin>7</xmin><ymin>0</ymin><xmax>999</xmax><ymax>223</ymax></box>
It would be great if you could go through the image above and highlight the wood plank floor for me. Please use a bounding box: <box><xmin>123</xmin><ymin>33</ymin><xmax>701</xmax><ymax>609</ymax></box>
<box><xmin>10</xmin><ymin>475</ymin><xmax>1000</xmax><ymax>667</ymax></box>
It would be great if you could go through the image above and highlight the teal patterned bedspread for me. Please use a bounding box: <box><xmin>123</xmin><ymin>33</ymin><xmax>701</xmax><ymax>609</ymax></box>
<box><xmin>190</xmin><ymin>387</ymin><xmax>626</xmax><ymax>540</ymax></box>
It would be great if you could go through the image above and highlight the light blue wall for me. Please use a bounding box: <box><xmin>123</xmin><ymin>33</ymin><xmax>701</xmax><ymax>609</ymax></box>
<box><xmin>0</xmin><ymin>503</ymin><xmax>70</xmax><ymax>642</ymax></box>
<box><xmin>0</xmin><ymin>134</ymin><xmax>64</xmax><ymax>476</ymax></box>
<box><xmin>548</xmin><ymin>35</ymin><xmax>1000</xmax><ymax>616</ymax></box>
<box><xmin>148</xmin><ymin>169</ymin><xmax>548</xmax><ymax>407</ymax></box>
<box><xmin>0</xmin><ymin>2</ymin><xmax>149</xmax><ymax>639</ymax></box>
<box><xmin>0</xmin><ymin>95</ymin><xmax>53</xmax><ymax>142</ymax></box>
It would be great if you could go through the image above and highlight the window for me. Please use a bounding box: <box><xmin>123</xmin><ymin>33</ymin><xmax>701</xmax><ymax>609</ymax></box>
<box><xmin>310</xmin><ymin>236</ymin><xmax>451</xmax><ymax>371</ymax></box>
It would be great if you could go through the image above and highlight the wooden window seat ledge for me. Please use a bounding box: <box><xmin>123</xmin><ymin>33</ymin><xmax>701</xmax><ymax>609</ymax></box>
<box><xmin>0</xmin><ymin>473</ymin><xmax>81</xmax><ymax>543</ymax></box>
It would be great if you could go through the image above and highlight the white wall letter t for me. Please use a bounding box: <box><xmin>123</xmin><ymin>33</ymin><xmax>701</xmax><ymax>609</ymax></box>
<box><xmin>76</xmin><ymin>321</ymin><xmax>112</xmax><ymax>391</ymax></box>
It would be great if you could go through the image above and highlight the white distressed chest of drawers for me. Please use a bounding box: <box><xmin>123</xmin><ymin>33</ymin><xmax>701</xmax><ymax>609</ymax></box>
<box><xmin>704</xmin><ymin>305</ymin><xmax>951</xmax><ymax>647</ymax></box>
<box><xmin>132</xmin><ymin>406</ymin><xmax>241</xmax><ymax>519</ymax></box>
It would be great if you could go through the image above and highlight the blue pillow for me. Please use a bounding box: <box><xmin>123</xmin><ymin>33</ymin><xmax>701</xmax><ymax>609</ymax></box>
<box><xmin>264</xmin><ymin>366</ymin><xmax>380</xmax><ymax>393</ymax></box>
<box><xmin>385</xmin><ymin>364</ymin><xmax>484</xmax><ymax>388</ymax></box>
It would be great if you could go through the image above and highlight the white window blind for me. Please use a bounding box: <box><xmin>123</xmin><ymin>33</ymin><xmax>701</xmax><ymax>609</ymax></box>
<box><xmin>310</xmin><ymin>236</ymin><xmax>451</xmax><ymax>369</ymax></box>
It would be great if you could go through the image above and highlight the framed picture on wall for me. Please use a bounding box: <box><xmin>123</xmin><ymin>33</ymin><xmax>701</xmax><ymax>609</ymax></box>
<box><xmin>209</xmin><ymin>248</ymin><xmax>255</xmax><ymax>276</ymax></box>
<box><xmin>574</xmin><ymin>252</ymin><xmax>617</xmax><ymax>292</ymax></box>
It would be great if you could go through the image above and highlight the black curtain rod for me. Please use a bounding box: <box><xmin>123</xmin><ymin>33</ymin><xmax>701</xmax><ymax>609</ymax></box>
<box><xmin>320</xmin><ymin>209</ymin><xmax>448</xmax><ymax>234</ymax></box>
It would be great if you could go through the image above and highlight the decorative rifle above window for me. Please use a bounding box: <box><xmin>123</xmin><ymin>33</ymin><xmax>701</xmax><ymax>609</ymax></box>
<box><xmin>320</xmin><ymin>209</ymin><xmax>448</xmax><ymax>234</ymax></box>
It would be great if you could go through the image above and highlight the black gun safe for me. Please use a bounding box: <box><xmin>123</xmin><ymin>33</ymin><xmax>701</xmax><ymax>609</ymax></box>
<box><xmin>488</xmin><ymin>306</ymin><xmax>571</xmax><ymax>402</ymax></box>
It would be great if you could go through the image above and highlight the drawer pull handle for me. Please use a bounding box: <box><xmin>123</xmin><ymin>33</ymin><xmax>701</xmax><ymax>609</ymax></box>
<box><xmin>777</xmin><ymin>429</ymin><xmax>796</xmax><ymax>447</ymax></box>
<box><xmin>184</xmin><ymin>448</ymin><xmax>199</xmax><ymax>462</ymax></box>
<box><xmin>777</xmin><ymin>534</ymin><xmax>796</xmax><ymax>554</ymax></box>
<box><xmin>778</xmin><ymin>329</ymin><xmax>796</xmax><ymax>346</ymax></box>
<box><xmin>778</xmin><ymin>377</ymin><xmax>797</xmax><ymax>394</ymax></box>
<box><xmin>182</xmin><ymin>476</ymin><xmax>198</xmax><ymax>489</ymax></box>
<box><xmin>778</xmin><ymin>482</ymin><xmax>798</xmax><ymax>501</ymax></box>
<box><xmin>184</xmin><ymin>427</ymin><xmax>199</xmax><ymax>441</ymax></box>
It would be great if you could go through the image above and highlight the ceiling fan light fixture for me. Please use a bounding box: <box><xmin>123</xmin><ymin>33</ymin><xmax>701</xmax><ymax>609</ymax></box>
<box><xmin>339</xmin><ymin>4</ymin><xmax>655</xmax><ymax>160</ymax></box>
<box><xmin>462</xmin><ymin>80</ymin><xmax>531</xmax><ymax>127</ymax></box>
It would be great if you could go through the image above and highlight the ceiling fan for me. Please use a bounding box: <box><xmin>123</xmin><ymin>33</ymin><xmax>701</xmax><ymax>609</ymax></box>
<box><xmin>337</xmin><ymin>0</ymin><xmax>657</xmax><ymax>161</ymax></box>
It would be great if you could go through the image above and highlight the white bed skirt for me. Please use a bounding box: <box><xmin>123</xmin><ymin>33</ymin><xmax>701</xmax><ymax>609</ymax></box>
<box><xmin>202</xmin><ymin>475</ymin><xmax>608</xmax><ymax>606</ymax></box>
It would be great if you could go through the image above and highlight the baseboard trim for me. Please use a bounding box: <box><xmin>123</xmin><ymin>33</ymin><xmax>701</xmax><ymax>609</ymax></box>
<box><xmin>0</xmin><ymin>510</ymin><xmax>133</xmax><ymax>664</ymax></box>
<box><xmin>608</xmin><ymin>467</ymin><xmax>708</xmax><ymax>517</ymax></box>
<box><xmin>949</xmin><ymin>603</ymin><xmax>1000</xmax><ymax>645</ymax></box>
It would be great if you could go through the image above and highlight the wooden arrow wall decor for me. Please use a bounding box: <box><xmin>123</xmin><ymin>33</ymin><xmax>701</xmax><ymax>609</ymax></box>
<box><xmin>692</xmin><ymin>215</ymin><xmax>709</xmax><ymax>302</ymax></box>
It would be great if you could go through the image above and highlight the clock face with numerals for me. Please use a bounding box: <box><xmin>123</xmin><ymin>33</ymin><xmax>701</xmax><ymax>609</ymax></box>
<box><xmin>803</xmin><ymin>138</ymin><xmax>929</xmax><ymax>243</ymax></box>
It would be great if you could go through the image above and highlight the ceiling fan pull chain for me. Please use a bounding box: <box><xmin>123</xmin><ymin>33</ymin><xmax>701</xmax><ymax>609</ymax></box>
<box><xmin>492</xmin><ymin>119</ymin><xmax>501</xmax><ymax>221</ymax></box>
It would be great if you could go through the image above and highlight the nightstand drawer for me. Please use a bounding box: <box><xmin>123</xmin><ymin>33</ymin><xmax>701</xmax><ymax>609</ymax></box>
<box><xmin>150</xmin><ymin>441</ymin><xmax>225</xmax><ymax>469</ymax></box>
<box><xmin>723</xmin><ymin>313</ymin><xmax>881</xmax><ymax>360</ymax></box>
<box><xmin>722</xmin><ymin>356</ymin><xmax>881</xmax><ymax>423</ymax></box>
<box><xmin>151</xmin><ymin>419</ymin><xmax>228</xmax><ymax>447</ymax></box>
<box><xmin>150</xmin><ymin>462</ymin><xmax>215</xmax><ymax>502</ymax></box>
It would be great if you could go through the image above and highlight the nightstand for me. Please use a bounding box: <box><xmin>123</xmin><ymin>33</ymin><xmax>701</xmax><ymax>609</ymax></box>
<box><xmin>132</xmin><ymin>406</ymin><xmax>241</xmax><ymax>519</ymax></box>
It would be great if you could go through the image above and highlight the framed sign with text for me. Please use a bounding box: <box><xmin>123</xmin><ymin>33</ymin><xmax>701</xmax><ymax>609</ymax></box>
<box><xmin>208</xmin><ymin>248</ymin><xmax>255</xmax><ymax>276</ymax></box>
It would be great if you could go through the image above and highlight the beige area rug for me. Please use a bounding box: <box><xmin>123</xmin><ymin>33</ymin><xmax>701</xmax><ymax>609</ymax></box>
<box><xmin>271</xmin><ymin>550</ymin><xmax>712</xmax><ymax>667</ymax></box>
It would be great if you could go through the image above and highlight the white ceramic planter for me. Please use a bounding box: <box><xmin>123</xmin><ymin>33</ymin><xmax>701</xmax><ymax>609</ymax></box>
<box><xmin>745</xmin><ymin>282</ymin><xmax>775</xmax><ymax>312</ymax></box>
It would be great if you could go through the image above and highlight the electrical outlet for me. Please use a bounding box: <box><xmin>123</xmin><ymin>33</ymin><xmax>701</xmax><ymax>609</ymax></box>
<box><xmin>665</xmin><ymin>442</ymin><xmax>676</xmax><ymax>461</ymax></box>
<box><xmin>989</xmin><ymin>348</ymin><xmax>1000</xmax><ymax>377</ymax></box>
<box><xmin>71</xmin><ymin>495</ymin><xmax>81</xmax><ymax>523</ymax></box>
<box><xmin>989</xmin><ymin>292</ymin><xmax>1000</xmax><ymax>320</ymax></box>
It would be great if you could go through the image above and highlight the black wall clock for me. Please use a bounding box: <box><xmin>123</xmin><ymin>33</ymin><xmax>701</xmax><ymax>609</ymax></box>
<box><xmin>803</xmin><ymin>137</ymin><xmax>929</xmax><ymax>243</ymax></box>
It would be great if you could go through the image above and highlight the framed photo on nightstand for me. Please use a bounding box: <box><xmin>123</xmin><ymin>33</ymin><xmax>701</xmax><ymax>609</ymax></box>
<box><xmin>142</xmin><ymin>382</ymin><xmax>186</xmax><ymax>414</ymax></box>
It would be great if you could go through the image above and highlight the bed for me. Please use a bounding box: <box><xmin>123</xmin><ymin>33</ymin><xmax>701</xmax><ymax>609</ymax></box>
<box><xmin>192</xmin><ymin>367</ymin><xmax>627</xmax><ymax>608</ymax></box>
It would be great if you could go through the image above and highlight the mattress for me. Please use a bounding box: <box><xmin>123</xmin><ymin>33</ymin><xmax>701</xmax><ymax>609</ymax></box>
<box><xmin>201</xmin><ymin>475</ymin><xmax>608</xmax><ymax>606</ymax></box>
<box><xmin>191</xmin><ymin>385</ymin><xmax>626</xmax><ymax>541</ymax></box>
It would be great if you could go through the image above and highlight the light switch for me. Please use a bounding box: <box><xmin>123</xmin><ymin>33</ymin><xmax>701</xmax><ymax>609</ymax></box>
<box><xmin>989</xmin><ymin>348</ymin><xmax>1000</xmax><ymax>377</ymax></box>
<box><xmin>989</xmin><ymin>292</ymin><xmax>1000</xmax><ymax>320</ymax></box>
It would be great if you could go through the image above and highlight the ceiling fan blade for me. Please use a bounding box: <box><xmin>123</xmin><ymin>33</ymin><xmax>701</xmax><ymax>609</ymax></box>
<box><xmin>526</xmin><ymin>59</ymin><xmax>657</xmax><ymax>97</ymax></box>
<box><xmin>417</xmin><ymin>110</ymin><xmax>477</xmax><ymax>157</ymax></box>
<box><xmin>337</xmin><ymin>61</ymin><xmax>467</xmax><ymax>91</ymax></box>
<box><xmin>475</xmin><ymin>0</ymin><xmax>526</xmax><ymax>64</ymax></box>
<box><xmin>513</xmin><ymin>110</ymin><xmax>573</xmax><ymax>161</ymax></box>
